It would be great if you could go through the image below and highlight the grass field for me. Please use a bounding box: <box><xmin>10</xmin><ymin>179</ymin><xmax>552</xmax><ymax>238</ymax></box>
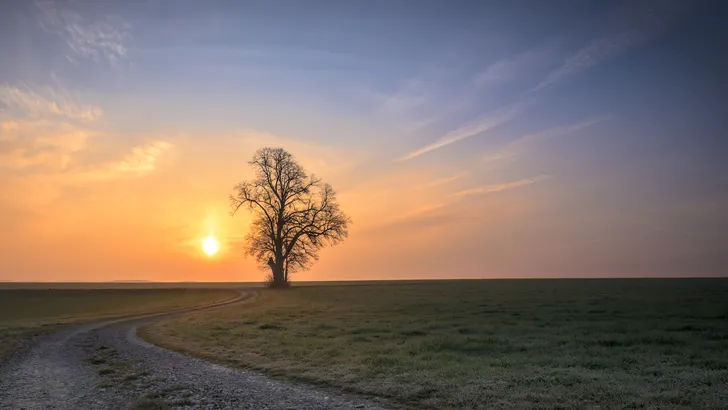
<box><xmin>0</xmin><ymin>288</ymin><xmax>238</xmax><ymax>363</ymax></box>
<box><xmin>0</xmin><ymin>281</ymin><xmax>390</xmax><ymax>290</ymax></box>
<box><xmin>141</xmin><ymin>279</ymin><xmax>728</xmax><ymax>409</ymax></box>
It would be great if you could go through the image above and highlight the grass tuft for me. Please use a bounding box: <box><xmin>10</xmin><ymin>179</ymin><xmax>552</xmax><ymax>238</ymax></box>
<box><xmin>131</xmin><ymin>398</ymin><xmax>171</xmax><ymax>410</ymax></box>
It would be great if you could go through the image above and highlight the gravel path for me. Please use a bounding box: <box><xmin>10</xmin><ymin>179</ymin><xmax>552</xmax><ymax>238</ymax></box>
<box><xmin>0</xmin><ymin>290</ymin><xmax>391</xmax><ymax>410</ymax></box>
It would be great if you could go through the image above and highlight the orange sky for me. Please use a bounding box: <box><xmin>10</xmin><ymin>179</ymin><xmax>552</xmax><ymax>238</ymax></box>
<box><xmin>1</xmin><ymin>126</ymin><xmax>546</xmax><ymax>281</ymax></box>
<box><xmin>2</xmin><ymin>123</ymin><xmax>718</xmax><ymax>281</ymax></box>
<box><xmin>1</xmin><ymin>97</ymin><xmax>724</xmax><ymax>281</ymax></box>
<box><xmin>2</xmin><ymin>1</ymin><xmax>726</xmax><ymax>281</ymax></box>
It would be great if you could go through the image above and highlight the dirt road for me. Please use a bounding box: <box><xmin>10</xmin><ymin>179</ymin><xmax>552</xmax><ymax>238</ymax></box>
<box><xmin>0</xmin><ymin>290</ymin><xmax>389</xmax><ymax>410</ymax></box>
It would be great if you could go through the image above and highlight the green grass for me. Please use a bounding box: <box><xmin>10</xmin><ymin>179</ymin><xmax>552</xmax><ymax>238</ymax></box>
<box><xmin>0</xmin><ymin>288</ymin><xmax>238</xmax><ymax>363</ymax></box>
<box><xmin>131</xmin><ymin>397</ymin><xmax>171</xmax><ymax>410</ymax></box>
<box><xmin>140</xmin><ymin>279</ymin><xmax>728</xmax><ymax>409</ymax></box>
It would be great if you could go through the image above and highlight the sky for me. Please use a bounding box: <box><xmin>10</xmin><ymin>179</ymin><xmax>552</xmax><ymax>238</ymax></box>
<box><xmin>1</xmin><ymin>0</ymin><xmax>726</xmax><ymax>282</ymax></box>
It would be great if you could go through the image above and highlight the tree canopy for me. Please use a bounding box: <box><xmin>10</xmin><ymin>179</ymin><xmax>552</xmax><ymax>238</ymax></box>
<box><xmin>230</xmin><ymin>147</ymin><xmax>350</xmax><ymax>287</ymax></box>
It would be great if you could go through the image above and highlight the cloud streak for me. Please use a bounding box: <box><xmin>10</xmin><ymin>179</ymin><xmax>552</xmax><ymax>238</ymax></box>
<box><xmin>482</xmin><ymin>117</ymin><xmax>607</xmax><ymax>166</ymax></box>
<box><xmin>114</xmin><ymin>141</ymin><xmax>174</xmax><ymax>175</ymax></box>
<box><xmin>380</xmin><ymin>77</ymin><xmax>429</xmax><ymax>114</ymax></box>
<box><xmin>66</xmin><ymin>140</ymin><xmax>175</xmax><ymax>183</ymax></box>
<box><xmin>399</xmin><ymin>100</ymin><xmax>529</xmax><ymax>161</ymax></box>
<box><xmin>0</xmin><ymin>85</ymin><xmax>102</xmax><ymax>121</ymax></box>
<box><xmin>453</xmin><ymin>176</ymin><xmax>550</xmax><ymax>197</ymax></box>
<box><xmin>401</xmin><ymin>0</ymin><xmax>684</xmax><ymax>162</ymax></box>
<box><xmin>415</xmin><ymin>172</ymin><xmax>469</xmax><ymax>190</ymax></box>
<box><xmin>36</xmin><ymin>0</ymin><xmax>131</xmax><ymax>63</ymax></box>
<box><xmin>0</xmin><ymin>118</ymin><xmax>172</xmax><ymax>181</ymax></box>
<box><xmin>393</xmin><ymin>203</ymin><xmax>448</xmax><ymax>221</ymax></box>
<box><xmin>0</xmin><ymin>120</ymin><xmax>91</xmax><ymax>171</ymax></box>
<box><xmin>474</xmin><ymin>46</ymin><xmax>555</xmax><ymax>89</ymax></box>
<box><xmin>361</xmin><ymin>202</ymin><xmax>456</xmax><ymax>237</ymax></box>
<box><xmin>534</xmin><ymin>0</ymin><xmax>684</xmax><ymax>91</ymax></box>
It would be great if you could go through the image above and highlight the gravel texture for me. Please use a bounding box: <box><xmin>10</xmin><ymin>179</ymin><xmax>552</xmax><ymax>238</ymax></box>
<box><xmin>0</xmin><ymin>290</ymin><xmax>392</xmax><ymax>410</ymax></box>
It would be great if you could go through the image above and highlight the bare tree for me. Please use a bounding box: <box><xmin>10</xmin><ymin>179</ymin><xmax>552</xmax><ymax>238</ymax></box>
<box><xmin>230</xmin><ymin>147</ymin><xmax>350</xmax><ymax>287</ymax></box>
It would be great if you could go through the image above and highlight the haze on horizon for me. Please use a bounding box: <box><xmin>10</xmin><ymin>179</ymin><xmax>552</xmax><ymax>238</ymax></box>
<box><xmin>1</xmin><ymin>0</ymin><xmax>726</xmax><ymax>282</ymax></box>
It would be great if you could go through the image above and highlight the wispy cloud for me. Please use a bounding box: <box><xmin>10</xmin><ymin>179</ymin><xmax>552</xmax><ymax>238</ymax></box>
<box><xmin>401</xmin><ymin>1</ymin><xmax>683</xmax><ymax>162</ymax></box>
<box><xmin>380</xmin><ymin>78</ymin><xmax>428</xmax><ymax>114</ymax></box>
<box><xmin>0</xmin><ymin>120</ymin><xmax>91</xmax><ymax>171</ymax></box>
<box><xmin>534</xmin><ymin>0</ymin><xmax>684</xmax><ymax>91</ymax></box>
<box><xmin>113</xmin><ymin>141</ymin><xmax>174</xmax><ymax>174</ymax></box>
<box><xmin>396</xmin><ymin>46</ymin><xmax>555</xmax><ymax>157</ymax></box>
<box><xmin>363</xmin><ymin>68</ymin><xmax>450</xmax><ymax>119</ymax></box>
<box><xmin>393</xmin><ymin>203</ymin><xmax>448</xmax><ymax>221</ymax></box>
<box><xmin>69</xmin><ymin>140</ymin><xmax>175</xmax><ymax>182</ymax></box>
<box><xmin>0</xmin><ymin>118</ymin><xmax>172</xmax><ymax>181</ymax></box>
<box><xmin>0</xmin><ymin>84</ymin><xmax>102</xmax><ymax>121</ymax></box>
<box><xmin>415</xmin><ymin>172</ymin><xmax>469</xmax><ymax>190</ymax></box>
<box><xmin>399</xmin><ymin>99</ymin><xmax>529</xmax><ymax>161</ymax></box>
<box><xmin>536</xmin><ymin>37</ymin><xmax>637</xmax><ymax>92</ymax></box>
<box><xmin>482</xmin><ymin>117</ymin><xmax>607</xmax><ymax>166</ymax></box>
<box><xmin>362</xmin><ymin>202</ymin><xmax>456</xmax><ymax>236</ymax></box>
<box><xmin>0</xmin><ymin>83</ymin><xmax>160</xmax><ymax>179</ymax></box>
<box><xmin>36</xmin><ymin>0</ymin><xmax>131</xmax><ymax>63</ymax></box>
<box><xmin>474</xmin><ymin>46</ymin><xmax>555</xmax><ymax>89</ymax></box>
<box><xmin>358</xmin><ymin>67</ymin><xmax>456</xmax><ymax>137</ymax></box>
<box><xmin>453</xmin><ymin>176</ymin><xmax>550</xmax><ymax>197</ymax></box>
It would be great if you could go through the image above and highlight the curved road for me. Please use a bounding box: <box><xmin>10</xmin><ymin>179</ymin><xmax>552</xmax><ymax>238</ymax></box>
<box><xmin>0</xmin><ymin>290</ymin><xmax>390</xmax><ymax>410</ymax></box>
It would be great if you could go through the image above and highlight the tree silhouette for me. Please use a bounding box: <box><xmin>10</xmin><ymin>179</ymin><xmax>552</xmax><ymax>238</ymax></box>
<box><xmin>230</xmin><ymin>147</ymin><xmax>350</xmax><ymax>287</ymax></box>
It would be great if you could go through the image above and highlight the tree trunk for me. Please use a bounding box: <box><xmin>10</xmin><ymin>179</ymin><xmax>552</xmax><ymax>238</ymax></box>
<box><xmin>268</xmin><ymin>258</ymin><xmax>289</xmax><ymax>288</ymax></box>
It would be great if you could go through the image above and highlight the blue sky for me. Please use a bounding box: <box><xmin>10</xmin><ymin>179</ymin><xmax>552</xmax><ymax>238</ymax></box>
<box><xmin>1</xmin><ymin>0</ymin><xmax>726</xmax><ymax>281</ymax></box>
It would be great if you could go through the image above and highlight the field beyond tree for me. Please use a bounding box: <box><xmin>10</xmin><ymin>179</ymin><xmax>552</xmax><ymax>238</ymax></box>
<box><xmin>141</xmin><ymin>279</ymin><xmax>728</xmax><ymax>409</ymax></box>
<box><xmin>0</xmin><ymin>288</ymin><xmax>238</xmax><ymax>363</ymax></box>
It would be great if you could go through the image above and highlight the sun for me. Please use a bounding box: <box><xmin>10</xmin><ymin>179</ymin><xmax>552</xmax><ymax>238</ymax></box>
<box><xmin>202</xmin><ymin>235</ymin><xmax>219</xmax><ymax>256</ymax></box>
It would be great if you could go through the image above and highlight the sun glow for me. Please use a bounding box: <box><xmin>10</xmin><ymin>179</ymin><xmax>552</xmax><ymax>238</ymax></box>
<box><xmin>202</xmin><ymin>235</ymin><xmax>219</xmax><ymax>256</ymax></box>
